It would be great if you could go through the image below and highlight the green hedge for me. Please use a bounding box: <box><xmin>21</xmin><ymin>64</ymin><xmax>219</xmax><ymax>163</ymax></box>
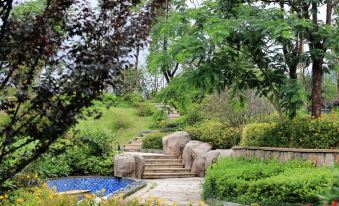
<box><xmin>203</xmin><ymin>158</ymin><xmax>334</xmax><ymax>205</ymax></box>
<box><xmin>185</xmin><ymin>120</ymin><xmax>241</xmax><ymax>149</ymax></box>
<box><xmin>241</xmin><ymin>114</ymin><xmax>339</xmax><ymax>149</ymax></box>
<box><xmin>142</xmin><ymin>132</ymin><xmax>169</xmax><ymax>149</ymax></box>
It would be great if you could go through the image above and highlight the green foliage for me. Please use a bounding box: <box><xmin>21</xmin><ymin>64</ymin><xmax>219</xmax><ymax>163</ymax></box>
<box><xmin>240</xmin><ymin>123</ymin><xmax>277</xmax><ymax>147</ymax></box>
<box><xmin>12</xmin><ymin>100</ymin><xmax>156</xmax><ymax>182</ymax></box>
<box><xmin>201</xmin><ymin>91</ymin><xmax>274</xmax><ymax>127</ymax></box>
<box><xmin>185</xmin><ymin>120</ymin><xmax>241</xmax><ymax>149</ymax></box>
<box><xmin>320</xmin><ymin>168</ymin><xmax>339</xmax><ymax>203</ymax></box>
<box><xmin>0</xmin><ymin>111</ymin><xmax>9</xmax><ymax>126</ymax></box>
<box><xmin>203</xmin><ymin>158</ymin><xmax>334</xmax><ymax>205</ymax></box>
<box><xmin>322</xmin><ymin>74</ymin><xmax>338</xmax><ymax>102</ymax></box>
<box><xmin>151</xmin><ymin>109</ymin><xmax>168</xmax><ymax>128</ymax></box>
<box><xmin>121</xmin><ymin>92</ymin><xmax>145</xmax><ymax>107</ymax></box>
<box><xmin>142</xmin><ymin>132</ymin><xmax>169</xmax><ymax>149</ymax></box>
<box><xmin>136</xmin><ymin>102</ymin><xmax>156</xmax><ymax>116</ymax></box>
<box><xmin>149</xmin><ymin>0</ymin><xmax>338</xmax><ymax>121</ymax></box>
<box><xmin>11</xmin><ymin>0</ymin><xmax>46</xmax><ymax>19</ymax></box>
<box><xmin>240</xmin><ymin>112</ymin><xmax>339</xmax><ymax>149</ymax></box>
<box><xmin>156</xmin><ymin>74</ymin><xmax>206</xmax><ymax>112</ymax></box>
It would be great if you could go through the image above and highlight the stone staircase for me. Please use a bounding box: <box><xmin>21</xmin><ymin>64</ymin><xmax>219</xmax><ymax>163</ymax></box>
<box><xmin>141</xmin><ymin>154</ymin><xmax>196</xmax><ymax>179</ymax></box>
<box><xmin>123</xmin><ymin>137</ymin><xmax>143</xmax><ymax>152</ymax></box>
<box><xmin>122</xmin><ymin>104</ymin><xmax>196</xmax><ymax>178</ymax></box>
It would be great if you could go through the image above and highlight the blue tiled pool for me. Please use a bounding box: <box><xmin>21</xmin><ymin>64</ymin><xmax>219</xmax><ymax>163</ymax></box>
<box><xmin>47</xmin><ymin>177</ymin><xmax>133</xmax><ymax>197</ymax></box>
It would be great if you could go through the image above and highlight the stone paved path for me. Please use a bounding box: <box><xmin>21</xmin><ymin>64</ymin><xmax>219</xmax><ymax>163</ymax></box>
<box><xmin>127</xmin><ymin>177</ymin><xmax>208</xmax><ymax>206</ymax></box>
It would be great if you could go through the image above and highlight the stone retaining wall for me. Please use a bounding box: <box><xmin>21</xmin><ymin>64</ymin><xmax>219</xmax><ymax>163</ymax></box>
<box><xmin>232</xmin><ymin>146</ymin><xmax>339</xmax><ymax>166</ymax></box>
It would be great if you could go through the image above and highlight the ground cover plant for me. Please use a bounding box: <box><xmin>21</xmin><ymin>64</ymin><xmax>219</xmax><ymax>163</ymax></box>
<box><xmin>203</xmin><ymin>157</ymin><xmax>335</xmax><ymax>205</ymax></box>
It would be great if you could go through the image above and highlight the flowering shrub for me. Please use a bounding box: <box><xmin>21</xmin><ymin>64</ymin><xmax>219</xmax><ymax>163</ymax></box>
<box><xmin>0</xmin><ymin>185</ymin><xmax>186</xmax><ymax>206</ymax></box>
<box><xmin>240</xmin><ymin>112</ymin><xmax>339</xmax><ymax>149</ymax></box>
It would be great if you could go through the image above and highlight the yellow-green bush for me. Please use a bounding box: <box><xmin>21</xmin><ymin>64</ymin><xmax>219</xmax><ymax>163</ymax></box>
<box><xmin>240</xmin><ymin>123</ymin><xmax>277</xmax><ymax>147</ymax></box>
<box><xmin>142</xmin><ymin>132</ymin><xmax>169</xmax><ymax>149</ymax></box>
<box><xmin>240</xmin><ymin>113</ymin><xmax>339</xmax><ymax>149</ymax></box>
<box><xmin>185</xmin><ymin>120</ymin><xmax>241</xmax><ymax>149</ymax></box>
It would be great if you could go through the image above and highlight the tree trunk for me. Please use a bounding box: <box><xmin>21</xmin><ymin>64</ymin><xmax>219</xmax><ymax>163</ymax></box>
<box><xmin>311</xmin><ymin>59</ymin><xmax>323</xmax><ymax>118</ymax></box>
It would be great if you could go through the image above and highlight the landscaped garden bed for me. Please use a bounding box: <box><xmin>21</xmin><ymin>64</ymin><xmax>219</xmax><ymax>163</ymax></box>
<box><xmin>203</xmin><ymin>157</ymin><xmax>337</xmax><ymax>206</ymax></box>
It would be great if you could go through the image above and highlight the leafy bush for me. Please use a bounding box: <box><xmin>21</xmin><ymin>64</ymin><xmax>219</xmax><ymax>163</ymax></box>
<box><xmin>201</xmin><ymin>91</ymin><xmax>274</xmax><ymax>127</ymax></box>
<box><xmin>320</xmin><ymin>168</ymin><xmax>339</xmax><ymax>204</ymax></box>
<box><xmin>121</xmin><ymin>92</ymin><xmax>144</xmax><ymax>107</ymax></box>
<box><xmin>142</xmin><ymin>132</ymin><xmax>169</xmax><ymax>149</ymax></box>
<box><xmin>185</xmin><ymin>120</ymin><xmax>241</xmax><ymax>149</ymax></box>
<box><xmin>136</xmin><ymin>102</ymin><xmax>155</xmax><ymax>116</ymax></box>
<box><xmin>203</xmin><ymin>157</ymin><xmax>334</xmax><ymax>205</ymax></box>
<box><xmin>151</xmin><ymin>109</ymin><xmax>168</xmax><ymax>128</ymax></box>
<box><xmin>240</xmin><ymin>123</ymin><xmax>277</xmax><ymax>147</ymax></box>
<box><xmin>179</xmin><ymin>104</ymin><xmax>205</xmax><ymax>126</ymax></box>
<box><xmin>240</xmin><ymin>113</ymin><xmax>339</xmax><ymax>149</ymax></box>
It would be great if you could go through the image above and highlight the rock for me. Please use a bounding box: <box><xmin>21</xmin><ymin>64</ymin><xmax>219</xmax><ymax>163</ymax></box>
<box><xmin>218</xmin><ymin>149</ymin><xmax>234</xmax><ymax>158</ymax></box>
<box><xmin>114</xmin><ymin>153</ymin><xmax>145</xmax><ymax>179</ymax></box>
<box><xmin>192</xmin><ymin>155</ymin><xmax>207</xmax><ymax>176</ymax></box>
<box><xmin>162</xmin><ymin>131</ymin><xmax>191</xmax><ymax>156</ymax></box>
<box><xmin>205</xmin><ymin>149</ymin><xmax>234</xmax><ymax>170</ymax></box>
<box><xmin>205</xmin><ymin>150</ymin><xmax>221</xmax><ymax>170</ymax></box>
<box><xmin>139</xmin><ymin>130</ymin><xmax>159</xmax><ymax>137</ymax></box>
<box><xmin>182</xmin><ymin>141</ymin><xmax>212</xmax><ymax>176</ymax></box>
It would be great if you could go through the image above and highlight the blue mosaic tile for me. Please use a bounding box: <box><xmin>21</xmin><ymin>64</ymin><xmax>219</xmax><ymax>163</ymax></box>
<box><xmin>47</xmin><ymin>177</ymin><xmax>133</xmax><ymax>196</ymax></box>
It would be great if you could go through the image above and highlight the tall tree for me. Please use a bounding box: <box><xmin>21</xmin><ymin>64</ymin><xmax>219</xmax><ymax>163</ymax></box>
<box><xmin>147</xmin><ymin>0</ymin><xmax>187</xmax><ymax>84</ymax></box>
<box><xmin>152</xmin><ymin>0</ymin><xmax>338</xmax><ymax>119</ymax></box>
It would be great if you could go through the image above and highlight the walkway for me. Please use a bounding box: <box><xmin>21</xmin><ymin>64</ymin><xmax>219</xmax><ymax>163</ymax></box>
<box><xmin>127</xmin><ymin>177</ymin><xmax>208</xmax><ymax>206</ymax></box>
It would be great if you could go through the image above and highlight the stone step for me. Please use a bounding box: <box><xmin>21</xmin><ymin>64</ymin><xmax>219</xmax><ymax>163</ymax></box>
<box><xmin>127</xmin><ymin>142</ymin><xmax>142</xmax><ymax>146</ymax></box>
<box><xmin>142</xmin><ymin>172</ymin><xmax>196</xmax><ymax>179</ymax></box>
<box><xmin>123</xmin><ymin>149</ymin><xmax>141</xmax><ymax>152</ymax></box>
<box><xmin>132</xmin><ymin>139</ymin><xmax>143</xmax><ymax>144</ymax></box>
<box><xmin>124</xmin><ymin>145</ymin><xmax>142</xmax><ymax>149</ymax></box>
<box><xmin>145</xmin><ymin>163</ymin><xmax>184</xmax><ymax>169</ymax></box>
<box><xmin>135</xmin><ymin>137</ymin><xmax>143</xmax><ymax>140</ymax></box>
<box><xmin>144</xmin><ymin>159</ymin><xmax>182</xmax><ymax>164</ymax></box>
<box><xmin>144</xmin><ymin>168</ymin><xmax>191</xmax><ymax>173</ymax></box>
<box><xmin>168</xmin><ymin>114</ymin><xmax>181</xmax><ymax>119</ymax></box>
<box><xmin>142</xmin><ymin>155</ymin><xmax>178</xmax><ymax>159</ymax></box>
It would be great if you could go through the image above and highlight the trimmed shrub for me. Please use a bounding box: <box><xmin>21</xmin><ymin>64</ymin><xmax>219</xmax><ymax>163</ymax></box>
<box><xmin>142</xmin><ymin>132</ymin><xmax>169</xmax><ymax>149</ymax></box>
<box><xmin>203</xmin><ymin>157</ymin><xmax>334</xmax><ymax>205</ymax></box>
<box><xmin>185</xmin><ymin>120</ymin><xmax>241</xmax><ymax>149</ymax></box>
<box><xmin>240</xmin><ymin>113</ymin><xmax>339</xmax><ymax>149</ymax></box>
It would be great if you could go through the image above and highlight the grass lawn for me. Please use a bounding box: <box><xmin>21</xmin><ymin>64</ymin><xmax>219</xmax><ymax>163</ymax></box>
<box><xmin>75</xmin><ymin>106</ymin><xmax>154</xmax><ymax>146</ymax></box>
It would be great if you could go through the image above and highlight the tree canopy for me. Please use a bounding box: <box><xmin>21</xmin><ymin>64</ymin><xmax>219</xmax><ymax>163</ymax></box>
<box><xmin>150</xmin><ymin>0</ymin><xmax>338</xmax><ymax>120</ymax></box>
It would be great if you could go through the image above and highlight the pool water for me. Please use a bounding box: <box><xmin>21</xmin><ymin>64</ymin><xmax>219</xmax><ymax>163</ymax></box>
<box><xmin>47</xmin><ymin>177</ymin><xmax>133</xmax><ymax>196</ymax></box>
